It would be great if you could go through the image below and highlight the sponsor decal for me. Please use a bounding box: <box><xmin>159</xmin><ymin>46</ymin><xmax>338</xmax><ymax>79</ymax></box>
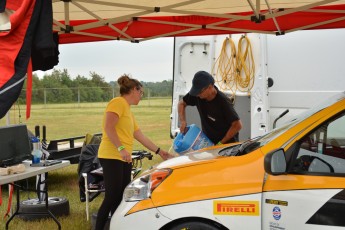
<box><xmin>269</xmin><ymin>221</ymin><xmax>286</xmax><ymax>230</ymax></box>
<box><xmin>272</xmin><ymin>206</ymin><xmax>281</xmax><ymax>220</ymax></box>
<box><xmin>265</xmin><ymin>199</ymin><xmax>288</xmax><ymax>206</ymax></box>
<box><xmin>213</xmin><ymin>201</ymin><xmax>259</xmax><ymax>216</ymax></box>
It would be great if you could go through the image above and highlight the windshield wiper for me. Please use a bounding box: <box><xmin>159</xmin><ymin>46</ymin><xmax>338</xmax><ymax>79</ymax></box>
<box><xmin>237</xmin><ymin>136</ymin><xmax>261</xmax><ymax>155</ymax></box>
<box><xmin>218</xmin><ymin>136</ymin><xmax>262</xmax><ymax>157</ymax></box>
<box><xmin>218</xmin><ymin>144</ymin><xmax>241</xmax><ymax>156</ymax></box>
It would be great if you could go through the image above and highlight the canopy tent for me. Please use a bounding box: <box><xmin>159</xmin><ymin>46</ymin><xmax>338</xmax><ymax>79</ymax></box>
<box><xmin>52</xmin><ymin>0</ymin><xmax>345</xmax><ymax>44</ymax></box>
<box><xmin>2</xmin><ymin>0</ymin><xmax>345</xmax><ymax>119</ymax></box>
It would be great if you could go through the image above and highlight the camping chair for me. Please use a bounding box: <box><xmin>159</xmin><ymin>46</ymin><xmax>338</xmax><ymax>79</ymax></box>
<box><xmin>81</xmin><ymin>150</ymin><xmax>153</xmax><ymax>221</ymax></box>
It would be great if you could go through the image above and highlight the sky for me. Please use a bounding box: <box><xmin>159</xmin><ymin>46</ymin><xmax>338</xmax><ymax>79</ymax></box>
<box><xmin>34</xmin><ymin>37</ymin><xmax>174</xmax><ymax>83</ymax></box>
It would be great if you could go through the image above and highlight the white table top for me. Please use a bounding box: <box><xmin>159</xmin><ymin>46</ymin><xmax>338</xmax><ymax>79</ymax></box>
<box><xmin>0</xmin><ymin>160</ymin><xmax>70</xmax><ymax>185</ymax></box>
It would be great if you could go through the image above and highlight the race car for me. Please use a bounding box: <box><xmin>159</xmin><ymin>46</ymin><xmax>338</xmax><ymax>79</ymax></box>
<box><xmin>111</xmin><ymin>91</ymin><xmax>345</xmax><ymax>230</ymax></box>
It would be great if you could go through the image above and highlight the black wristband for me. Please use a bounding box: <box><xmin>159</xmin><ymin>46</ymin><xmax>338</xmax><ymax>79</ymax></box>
<box><xmin>155</xmin><ymin>147</ymin><xmax>160</xmax><ymax>154</ymax></box>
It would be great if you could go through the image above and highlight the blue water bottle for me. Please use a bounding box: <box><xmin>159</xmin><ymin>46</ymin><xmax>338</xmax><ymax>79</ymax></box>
<box><xmin>31</xmin><ymin>137</ymin><xmax>42</xmax><ymax>164</ymax></box>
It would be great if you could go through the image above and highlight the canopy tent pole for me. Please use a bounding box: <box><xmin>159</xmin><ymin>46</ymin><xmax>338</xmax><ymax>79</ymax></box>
<box><xmin>247</xmin><ymin>0</ymin><xmax>261</xmax><ymax>20</ymax></box>
<box><xmin>72</xmin><ymin>1</ymin><xmax>133</xmax><ymax>40</ymax></box>
<box><xmin>265</xmin><ymin>0</ymin><xmax>282</xmax><ymax>35</ymax></box>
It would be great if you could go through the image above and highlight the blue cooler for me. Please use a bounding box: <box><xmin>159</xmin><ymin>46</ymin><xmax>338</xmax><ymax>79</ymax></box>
<box><xmin>173</xmin><ymin>124</ymin><xmax>214</xmax><ymax>155</ymax></box>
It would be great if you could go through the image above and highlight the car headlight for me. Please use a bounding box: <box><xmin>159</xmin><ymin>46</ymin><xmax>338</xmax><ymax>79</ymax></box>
<box><xmin>124</xmin><ymin>168</ymin><xmax>172</xmax><ymax>202</ymax></box>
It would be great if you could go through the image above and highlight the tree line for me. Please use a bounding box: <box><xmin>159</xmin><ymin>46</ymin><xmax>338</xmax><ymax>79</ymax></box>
<box><xmin>19</xmin><ymin>69</ymin><xmax>173</xmax><ymax>104</ymax></box>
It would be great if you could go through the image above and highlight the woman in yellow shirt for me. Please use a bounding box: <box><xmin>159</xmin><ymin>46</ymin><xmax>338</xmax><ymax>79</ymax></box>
<box><xmin>96</xmin><ymin>74</ymin><xmax>171</xmax><ymax>230</ymax></box>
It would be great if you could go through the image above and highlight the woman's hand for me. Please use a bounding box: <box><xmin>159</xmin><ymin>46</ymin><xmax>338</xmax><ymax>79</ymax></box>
<box><xmin>158</xmin><ymin>149</ymin><xmax>174</xmax><ymax>160</ymax></box>
<box><xmin>119</xmin><ymin>149</ymin><xmax>132</xmax><ymax>163</ymax></box>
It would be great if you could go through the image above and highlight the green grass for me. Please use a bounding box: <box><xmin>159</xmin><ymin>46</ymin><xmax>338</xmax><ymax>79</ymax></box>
<box><xmin>0</xmin><ymin>97</ymin><xmax>173</xmax><ymax>230</ymax></box>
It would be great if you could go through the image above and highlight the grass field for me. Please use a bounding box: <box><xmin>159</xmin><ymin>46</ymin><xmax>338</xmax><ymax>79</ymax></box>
<box><xmin>0</xmin><ymin>97</ymin><xmax>173</xmax><ymax>230</ymax></box>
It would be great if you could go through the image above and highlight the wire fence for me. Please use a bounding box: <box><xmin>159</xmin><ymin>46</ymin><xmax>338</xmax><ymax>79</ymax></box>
<box><xmin>17</xmin><ymin>86</ymin><xmax>172</xmax><ymax>106</ymax></box>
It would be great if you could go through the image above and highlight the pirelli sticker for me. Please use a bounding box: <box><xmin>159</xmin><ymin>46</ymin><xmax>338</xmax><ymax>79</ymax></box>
<box><xmin>213</xmin><ymin>201</ymin><xmax>260</xmax><ymax>216</ymax></box>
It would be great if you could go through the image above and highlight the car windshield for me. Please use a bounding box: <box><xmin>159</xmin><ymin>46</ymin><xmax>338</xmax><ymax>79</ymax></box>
<box><xmin>259</xmin><ymin>92</ymin><xmax>345</xmax><ymax>145</ymax></box>
<box><xmin>219</xmin><ymin>92</ymin><xmax>345</xmax><ymax>156</ymax></box>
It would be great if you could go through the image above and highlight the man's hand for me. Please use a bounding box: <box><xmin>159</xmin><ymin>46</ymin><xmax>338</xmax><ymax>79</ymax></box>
<box><xmin>179</xmin><ymin>121</ymin><xmax>187</xmax><ymax>134</ymax></box>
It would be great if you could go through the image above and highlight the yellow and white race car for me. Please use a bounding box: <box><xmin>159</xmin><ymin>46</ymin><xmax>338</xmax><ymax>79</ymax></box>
<box><xmin>111</xmin><ymin>91</ymin><xmax>345</xmax><ymax>230</ymax></box>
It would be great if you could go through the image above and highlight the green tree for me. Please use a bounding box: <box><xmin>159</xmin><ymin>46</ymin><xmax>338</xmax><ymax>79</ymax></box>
<box><xmin>41</xmin><ymin>70</ymin><xmax>73</xmax><ymax>103</ymax></box>
<box><xmin>20</xmin><ymin>69</ymin><xmax>172</xmax><ymax>104</ymax></box>
<box><xmin>88</xmin><ymin>72</ymin><xmax>111</xmax><ymax>101</ymax></box>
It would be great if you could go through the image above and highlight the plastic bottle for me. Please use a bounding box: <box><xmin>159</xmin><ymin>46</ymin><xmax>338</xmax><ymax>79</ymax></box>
<box><xmin>31</xmin><ymin>137</ymin><xmax>42</xmax><ymax>164</ymax></box>
<box><xmin>173</xmin><ymin>124</ymin><xmax>214</xmax><ymax>155</ymax></box>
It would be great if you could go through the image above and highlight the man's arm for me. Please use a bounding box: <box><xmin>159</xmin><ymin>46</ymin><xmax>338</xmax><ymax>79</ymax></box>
<box><xmin>219</xmin><ymin>120</ymin><xmax>242</xmax><ymax>144</ymax></box>
<box><xmin>178</xmin><ymin>99</ymin><xmax>188</xmax><ymax>133</ymax></box>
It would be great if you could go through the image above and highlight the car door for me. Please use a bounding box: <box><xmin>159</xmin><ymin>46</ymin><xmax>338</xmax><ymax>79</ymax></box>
<box><xmin>262</xmin><ymin>110</ymin><xmax>345</xmax><ymax>230</ymax></box>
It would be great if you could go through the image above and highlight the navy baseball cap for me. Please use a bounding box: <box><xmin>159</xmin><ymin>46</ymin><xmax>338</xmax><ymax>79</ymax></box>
<box><xmin>189</xmin><ymin>71</ymin><xmax>215</xmax><ymax>96</ymax></box>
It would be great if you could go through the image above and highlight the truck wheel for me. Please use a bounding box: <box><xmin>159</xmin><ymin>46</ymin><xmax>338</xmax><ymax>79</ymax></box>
<box><xmin>170</xmin><ymin>221</ymin><xmax>222</xmax><ymax>230</ymax></box>
<box><xmin>18</xmin><ymin>197</ymin><xmax>70</xmax><ymax>221</ymax></box>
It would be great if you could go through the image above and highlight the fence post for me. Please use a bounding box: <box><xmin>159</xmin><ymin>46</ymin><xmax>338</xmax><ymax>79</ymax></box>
<box><xmin>44</xmin><ymin>88</ymin><xmax>47</xmax><ymax>107</ymax></box>
<box><xmin>78</xmin><ymin>88</ymin><xmax>80</xmax><ymax>107</ymax></box>
<box><xmin>148</xmin><ymin>88</ymin><xmax>151</xmax><ymax>106</ymax></box>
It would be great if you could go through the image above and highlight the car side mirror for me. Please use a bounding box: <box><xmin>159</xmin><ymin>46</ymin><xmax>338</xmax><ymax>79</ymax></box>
<box><xmin>264</xmin><ymin>149</ymin><xmax>287</xmax><ymax>175</ymax></box>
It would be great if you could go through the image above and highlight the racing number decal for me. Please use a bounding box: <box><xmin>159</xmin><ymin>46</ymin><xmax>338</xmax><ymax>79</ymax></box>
<box><xmin>213</xmin><ymin>201</ymin><xmax>260</xmax><ymax>216</ymax></box>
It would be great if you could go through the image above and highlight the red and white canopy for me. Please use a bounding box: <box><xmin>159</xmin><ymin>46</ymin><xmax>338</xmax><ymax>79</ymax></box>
<box><xmin>53</xmin><ymin>0</ymin><xmax>345</xmax><ymax>44</ymax></box>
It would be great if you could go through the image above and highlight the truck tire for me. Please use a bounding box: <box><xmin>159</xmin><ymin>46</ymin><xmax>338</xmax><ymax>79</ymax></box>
<box><xmin>169</xmin><ymin>221</ymin><xmax>222</xmax><ymax>230</ymax></box>
<box><xmin>18</xmin><ymin>197</ymin><xmax>70</xmax><ymax>221</ymax></box>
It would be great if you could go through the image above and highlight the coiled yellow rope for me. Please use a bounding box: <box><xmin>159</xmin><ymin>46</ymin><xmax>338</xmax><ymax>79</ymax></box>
<box><xmin>213</xmin><ymin>36</ymin><xmax>255</xmax><ymax>96</ymax></box>
<box><xmin>213</xmin><ymin>37</ymin><xmax>237</xmax><ymax>92</ymax></box>
<box><xmin>236</xmin><ymin>36</ymin><xmax>255</xmax><ymax>92</ymax></box>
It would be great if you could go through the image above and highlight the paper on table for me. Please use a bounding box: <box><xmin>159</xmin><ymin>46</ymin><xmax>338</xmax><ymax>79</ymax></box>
<box><xmin>0</xmin><ymin>164</ymin><xmax>26</xmax><ymax>176</ymax></box>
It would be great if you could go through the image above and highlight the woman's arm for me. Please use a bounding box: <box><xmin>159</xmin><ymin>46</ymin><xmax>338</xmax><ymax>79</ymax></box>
<box><xmin>134</xmin><ymin>129</ymin><xmax>172</xmax><ymax>160</ymax></box>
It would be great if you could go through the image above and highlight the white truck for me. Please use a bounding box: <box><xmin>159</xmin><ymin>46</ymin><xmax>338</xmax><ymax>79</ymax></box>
<box><xmin>170</xmin><ymin>29</ymin><xmax>345</xmax><ymax>140</ymax></box>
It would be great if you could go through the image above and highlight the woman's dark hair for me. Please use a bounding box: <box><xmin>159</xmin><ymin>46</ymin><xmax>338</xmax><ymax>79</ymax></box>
<box><xmin>117</xmin><ymin>74</ymin><xmax>142</xmax><ymax>95</ymax></box>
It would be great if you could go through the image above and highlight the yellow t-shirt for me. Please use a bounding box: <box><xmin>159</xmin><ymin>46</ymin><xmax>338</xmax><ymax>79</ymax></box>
<box><xmin>98</xmin><ymin>97</ymin><xmax>139</xmax><ymax>160</ymax></box>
